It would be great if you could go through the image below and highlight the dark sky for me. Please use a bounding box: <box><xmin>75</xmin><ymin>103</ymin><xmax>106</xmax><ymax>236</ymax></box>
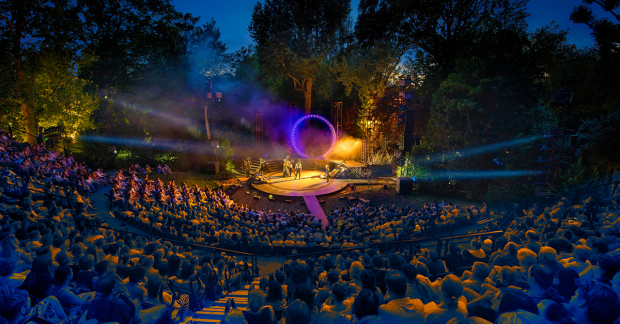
<box><xmin>170</xmin><ymin>0</ymin><xmax>615</xmax><ymax>53</ymax></box>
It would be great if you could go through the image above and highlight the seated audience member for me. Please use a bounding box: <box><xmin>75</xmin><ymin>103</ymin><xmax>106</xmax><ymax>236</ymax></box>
<box><xmin>45</xmin><ymin>265</ymin><xmax>93</xmax><ymax>314</ymax></box>
<box><xmin>567</xmin><ymin>280</ymin><xmax>620</xmax><ymax>324</ymax></box>
<box><xmin>402</xmin><ymin>263</ymin><xmax>439</xmax><ymax>304</ymax></box>
<box><xmin>526</xmin><ymin>264</ymin><xmax>563</xmax><ymax>304</ymax></box>
<box><xmin>378</xmin><ymin>272</ymin><xmax>425</xmax><ymax>323</ymax></box>
<box><xmin>0</xmin><ymin>289</ymin><xmax>69</xmax><ymax>324</ymax></box>
<box><xmin>556</xmin><ymin>268</ymin><xmax>580</xmax><ymax>303</ymax></box>
<box><xmin>495</xmin><ymin>289</ymin><xmax>540</xmax><ymax>323</ymax></box>
<box><xmin>320</xmin><ymin>283</ymin><xmax>352</xmax><ymax>316</ymax></box>
<box><xmin>537</xmin><ymin>246</ymin><xmax>564</xmax><ymax>278</ymax></box>
<box><xmin>463</xmin><ymin>262</ymin><xmax>492</xmax><ymax>295</ymax></box>
<box><xmin>562</xmin><ymin>245</ymin><xmax>593</xmax><ymax>274</ymax></box>
<box><xmin>243</xmin><ymin>289</ymin><xmax>277</xmax><ymax>324</ymax></box>
<box><xmin>425</xmin><ymin>275</ymin><xmax>467</xmax><ymax>324</ymax></box>
<box><xmin>462</xmin><ymin>238</ymin><xmax>487</xmax><ymax>265</ymax></box>
<box><xmin>21</xmin><ymin>255</ymin><xmax>53</xmax><ymax>302</ymax></box>
<box><xmin>351</xmin><ymin>289</ymin><xmax>380</xmax><ymax>322</ymax></box>
<box><xmin>445</xmin><ymin>243</ymin><xmax>467</xmax><ymax>275</ymax></box>
<box><xmin>492</xmin><ymin>242</ymin><xmax>519</xmax><ymax>267</ymax></box>
<box><xmin>284</xmin><ymin>299</ymin><xmax>313</xmax><ymax>324</ymax></box>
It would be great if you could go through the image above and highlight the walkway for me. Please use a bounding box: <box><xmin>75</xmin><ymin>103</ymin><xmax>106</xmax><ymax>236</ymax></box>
<box><xmin>188</xmin><ymin>277</ymin><xmax>260</xmax><ymax>323</ymax></box>
<box><xmin>303</xmin><ymin>195</ymin><xmax>328</xmax><ymax>227</ymax></box>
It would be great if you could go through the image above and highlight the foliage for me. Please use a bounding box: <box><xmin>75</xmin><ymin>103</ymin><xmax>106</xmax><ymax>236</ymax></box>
<box><xmin>0</xmin><ymin>0</ymin><xmax>84</xmax><ymax>144</ymax></box>
<box><xmin>332</xmin><ymin>43</ymin><xmax>401</xmax><ymax>128</ymax></box>
<box><xmin>249</xmin><ymin>0</ymin><xmax>352</xmax><ymax>113</ymax></box>
<box><xmin>551</xmin><ymin>158</ymin><xmax>601</xmax><ymax>192</ymax></box>
<box><xmin>78</xmin><ymin>0</ymin><xmax>189</xmax><ymax>91</ymax></box>
<box><xmin>576</xmin><ymin>110</ymin><xmax>620</xmax><ymax>172</ymax></box>
<box><xmin>356</xmin><ymin>0</ymin><xmax>529</xmax><ymax>76</ymax></box>
<box><xmin>33</xmin><ymin>53</ymin><xmax>99</xmax><ymax>141</ymax></box>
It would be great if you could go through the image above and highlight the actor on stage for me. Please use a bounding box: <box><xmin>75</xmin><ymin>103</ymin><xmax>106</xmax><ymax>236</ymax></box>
<box><xmin>245</xmin><ymin>157</ymin><xmax>252</xmax><ymax>176</ymax></box>
<box><xmin>258</xmin><ymin>158</ymin><xmax>265</xmax><ymax>175</ymax></box>
<box><xmin>283</xmin><ymin>157</ymin><xmax>288</xmax><ymax>177</ymax></box>
<box><xmin>325</xmin><ymin>165</ymin><xmax>330</xmax><ymax>182</ymax></box>
<box><xmin>295</xmin><ymin>160</ymin><xmax>302</xmax><ymax>179</ymax></box>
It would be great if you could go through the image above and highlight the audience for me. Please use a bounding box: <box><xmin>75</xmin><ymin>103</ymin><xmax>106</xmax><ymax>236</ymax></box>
<box><xmin>2</xmin><ymin>127</ymin><xmax>620</xmax><ymax>324</ymax></box>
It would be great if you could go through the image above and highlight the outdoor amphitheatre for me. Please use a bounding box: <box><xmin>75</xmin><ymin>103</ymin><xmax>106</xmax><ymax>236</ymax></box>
<box><xmin>1</xmin><ymin>0</ymin><xmax>620</xmax><ymax>324</ymax></box>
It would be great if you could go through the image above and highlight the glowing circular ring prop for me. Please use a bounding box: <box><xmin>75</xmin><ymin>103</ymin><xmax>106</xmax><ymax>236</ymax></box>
<box><xmin>291</xmin><ymin>114</ymin><xmax>337</xmax><ymax>159</ymax></box>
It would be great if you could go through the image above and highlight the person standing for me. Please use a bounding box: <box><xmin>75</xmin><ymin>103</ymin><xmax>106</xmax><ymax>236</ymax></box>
<box><xmin>245</xmin><ymin>157</ymin><xmax>251</xmax><ymax>177</ymax></box>
<box><xmin>325</xmin><ymin>165</ymin><xmax>330</xmax><ymax>182</ymax></box>
<box><xmin>258</xmin><ymin>158</ymin><xmax>265</xmax><ymax>175</ymax></box>
<box><xmin>295</xmin><ymin>160</ymin><xmax>302</xmax><ymax>179</ymax></box>
<box><xmin>283</xmin><ymin>157</ymin><xmax>288</xmax><ymax>177</ymax></box>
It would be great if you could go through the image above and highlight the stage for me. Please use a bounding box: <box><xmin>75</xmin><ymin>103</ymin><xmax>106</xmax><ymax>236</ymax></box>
<box><xmin>250</xmin><ymin>170</ymin><xmax>350</xmax><ymax>197</ymax></box>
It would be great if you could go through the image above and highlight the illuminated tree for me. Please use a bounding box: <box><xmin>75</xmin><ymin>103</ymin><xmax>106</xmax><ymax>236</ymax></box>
<box><xmin>0</xmin><ymin>0</ymin><xmax>81</xmax><ymax>145</ymax></box>
<box><xmin>249</xmin><ymin>0</ymin><xmax>352</xmax><ymax>114</ymax></box>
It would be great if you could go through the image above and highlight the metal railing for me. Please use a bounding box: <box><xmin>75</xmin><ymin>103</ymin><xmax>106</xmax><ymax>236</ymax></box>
<box><xmin>287</xmin><ymin>230</ymin><xmax>505</xmax><ymax>260</ymax></box>
<box><xmin>97</xmin><ymin>224</ymin><xmax>258</xmax><ymax>277</ymax></box>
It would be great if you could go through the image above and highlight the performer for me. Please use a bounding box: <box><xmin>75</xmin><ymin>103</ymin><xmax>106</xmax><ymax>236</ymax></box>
<box><xmin>294</xmin><ymin>160</ymin><xmax>302</xmax><ymax>179</ymax></box>
<box><xmin>283</xmin><ymin>156</ymin><xmax>290</xmax><ymax>177</ymax></box>
<box><xmin>286</xmin><ymin>158</ymin><xmax>292</xmax><ymax>177</ymax></box>
<box><xmin>258</xmin><ymin>158</ymin><xmax>265</xmax><ymax>175</ymax></box>
<box><xmin>325</xmin><ymin>165</ymin><xmax>330</xmax><ymax>182</ymax></box>
<box><xmin>245</xmin><ymin>157</ymin><xmax>251</xmax><ymax>177</ymax></box>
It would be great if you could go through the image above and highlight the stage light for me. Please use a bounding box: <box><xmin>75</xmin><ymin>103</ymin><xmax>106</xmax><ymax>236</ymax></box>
<box><xmin>291</xmin><ymin>114</ymin><xmax>337</xmax><ymax>159</ymax></box>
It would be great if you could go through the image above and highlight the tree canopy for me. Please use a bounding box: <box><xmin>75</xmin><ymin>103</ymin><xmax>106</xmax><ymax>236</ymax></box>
<box><xmin>248</xmin><ymin>0</ymin><xmax>352</xmax><ymax>113</ymax></box>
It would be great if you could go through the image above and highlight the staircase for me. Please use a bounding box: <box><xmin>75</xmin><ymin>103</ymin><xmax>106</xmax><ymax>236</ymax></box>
<box><xmin>187</xmin><ymin>277</ymin><xmax>260</xmax><ymax>323</ymax></box>
<box><xmin>249</xmin><ymin>160</ymin><xmax>278</xmax><ymax>175</ymax></box>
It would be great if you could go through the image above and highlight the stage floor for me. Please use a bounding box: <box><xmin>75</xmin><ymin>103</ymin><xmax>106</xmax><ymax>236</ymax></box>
<box><xmin>250</xmin><ymin>171</ymin><xmax>349</xmax><ymax>196</ymax></box>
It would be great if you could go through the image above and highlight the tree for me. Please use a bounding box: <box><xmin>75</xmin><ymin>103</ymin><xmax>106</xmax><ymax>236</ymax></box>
<box><xmin>0</xmin><ymin>0</ymin><xmax>81</xmax><ymax>145</ymax></box>
<box><xmin>577</xmin><ymin>110</ymin><xmax>620</xmax><ymax>172</ymax></box>
<box><xmin>248</xmin><ymin>0</ymin><xmax>352</xmax><ymax>114</ymax></box>
<box><xmin>331</xmin><ymin>43</ymin><xmax>401</xmax><ymax>132</ymax></box>
<box><xmin>571</xmin><ymin>0</ymin><xmax>620</xmax><ymax>58</ymax></box>
<box><xmin>33</xmin><ymin>52</ymin><xmax>99</xmax><ymax>141</ymax></box>
<box><xmin>356</xmin><ymin>0</ymin><xmax>529</xmax><ymax>77</ymax></box>
<box><xmin>77</xmin><ymin>0</ymin><xmax>189</xmax><ymax>91</ymax></box>
<box><xmin>570</xmin><ymin>0</ymin><xmax>620</xmax><ymax>115</ymax></box>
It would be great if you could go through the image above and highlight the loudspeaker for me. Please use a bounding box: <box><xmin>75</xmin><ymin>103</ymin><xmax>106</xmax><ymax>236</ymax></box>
<box><xmin>204</xmin><ymin>161</ymin><xmax>220</xmax><ymax>174</ymax></box>
<box><xmin>398</xmin><ymin>110</ymin><xmax>416</xmax><ymax>153</ymax></box>
<box><xmin>396</xmin><ymin>177</ymin><xmax>414</xmax><ymax>194</ymax></box>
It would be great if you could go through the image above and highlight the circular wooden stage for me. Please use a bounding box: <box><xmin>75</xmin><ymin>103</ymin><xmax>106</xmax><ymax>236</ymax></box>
<box><xmin>250</xmin><ymin>171</ymin><xmax>349</xmax><ymax>197</ymax></box>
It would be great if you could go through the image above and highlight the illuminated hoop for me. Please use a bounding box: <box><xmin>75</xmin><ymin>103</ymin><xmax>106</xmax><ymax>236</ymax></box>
<box><xmin>291</xmin><ymin>114</ymin><xmax>337</xmax><ymax>159</ymax></box>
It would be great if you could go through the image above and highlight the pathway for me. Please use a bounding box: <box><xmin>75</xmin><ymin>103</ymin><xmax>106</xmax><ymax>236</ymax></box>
<box><xmin>303</xmin><ymin>195</ymin><xmax>328</xmax><ymax>227</ymax></box>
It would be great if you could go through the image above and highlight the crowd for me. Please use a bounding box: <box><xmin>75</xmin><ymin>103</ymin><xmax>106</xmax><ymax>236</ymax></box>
<box><xmin>219</xmin><ymin>189</ymin><xmax>620</xmax><ymax>324</ymax></box>
<box><xmin>0</xmin><ymin>129</ymin><xmax>111</xmax><ymax>196</ymax></box>
<box><xmin>2</xmin><ymin>126</ymin><xmax>620</xmax><ymax>324</ymax></box>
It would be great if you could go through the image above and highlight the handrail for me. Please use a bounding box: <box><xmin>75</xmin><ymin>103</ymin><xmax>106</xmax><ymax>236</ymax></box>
<box><xmin>98</xmin><ymin>225</ymin><xmax>253</xmax><ymax>256</ymax></box>
<box><xmin>1</xmin><ymin>171</ymin><xmax>71</xmax><ymax>199</ymax></box>
<box><xmin>0</xmin><ymin>122</ymin><xmax>68</xmax><ymax>154</ymax></box>
<box><xmin>288</xmin><ymin>230</ymin><xmax>505</xmax><ymax>259</ymax></box>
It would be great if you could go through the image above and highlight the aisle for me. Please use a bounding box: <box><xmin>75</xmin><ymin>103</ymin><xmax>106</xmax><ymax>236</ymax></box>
<box><xmin>188</xmin><ymin>277</ymin><xmax>260</xmax><ymax>323</ymax></box>
<box><xmin>303</xmin><ymin>195</ymin><xmax>328</xmax><ymax>227</ymax></box>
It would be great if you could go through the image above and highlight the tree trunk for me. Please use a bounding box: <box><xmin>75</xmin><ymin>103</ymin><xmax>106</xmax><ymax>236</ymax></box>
<box><xmin>20</xmin><ymin>101</ymin><xmax>38</xmax><ymax>146</ymax></box>
<box><xmin>303</xmin><ymin>78</ymin><xmax>312</xmax><ymax>115</ymax></box>
<box><xmin>16</xmin><ymin>61</ymin><xmax>38</xmax><ymax>145</ymax></box>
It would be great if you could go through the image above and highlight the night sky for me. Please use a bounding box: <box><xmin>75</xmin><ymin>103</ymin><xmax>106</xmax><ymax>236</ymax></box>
<box><xmin>170</xmin><ymin>0</ymin><xmax>615</xmax><ymax>53</ymax></box>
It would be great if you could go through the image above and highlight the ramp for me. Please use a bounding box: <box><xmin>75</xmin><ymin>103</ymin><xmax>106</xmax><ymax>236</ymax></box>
<box><xmin>303</xmin><ymin>195</ymin><xmax>328</xmax><ymax>227</ymax></box>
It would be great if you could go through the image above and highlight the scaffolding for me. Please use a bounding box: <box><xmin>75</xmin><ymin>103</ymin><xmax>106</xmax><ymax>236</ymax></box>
<box><xmin>254</xmin><ymin>113</ymin><xmax>263</xmax><ymax>157</ymax></box>
<box><xmin>331</xmin><ymin>102</ymin><xmax>343</xmax><ymax>139</ymax></box>
<box><xmin>535</xmin><ymin>83</ymin><xmax>578</xmax><ymax>196</ymax></box>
